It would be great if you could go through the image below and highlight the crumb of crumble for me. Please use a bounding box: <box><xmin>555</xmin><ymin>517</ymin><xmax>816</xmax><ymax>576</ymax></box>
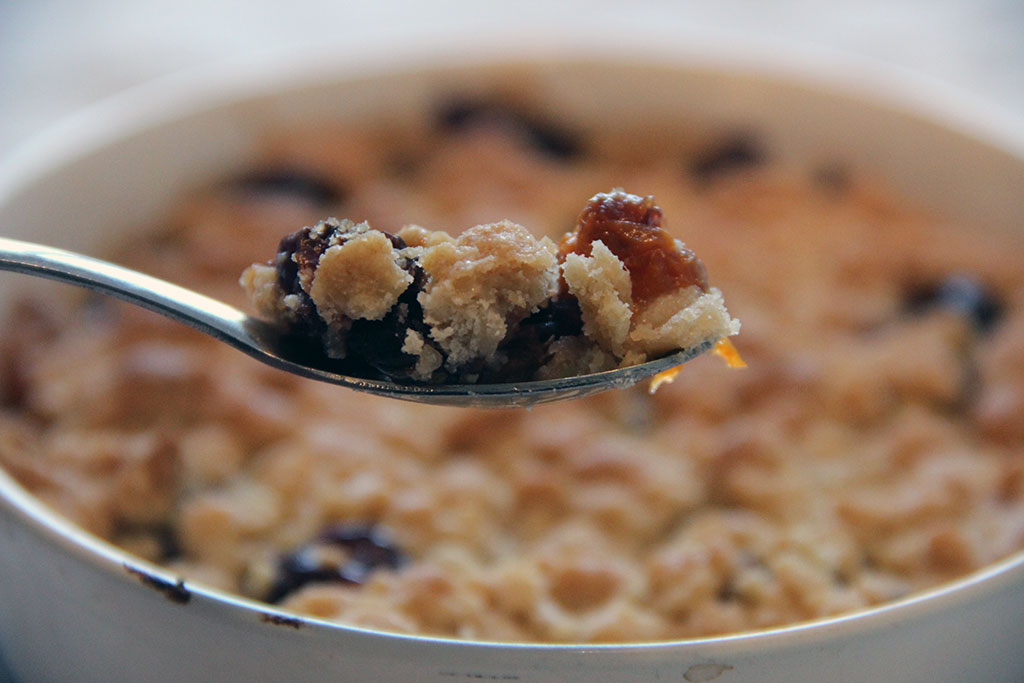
<box><xmin>629</xmin><ymin>287</ymin><xmax>741</xmax><ymax>358</ymax></box>
<box><xmin>239</xmin><ymin>263</ymin><xmax>291</xmax><ymax>321</ymax></box>
<box><xmin>397</xmin><ymin>224</ymin><xmax>454</xmax><ymax>249</ymax></box>
<box><xmin>418</xmin><ymin>219</ymin><xmax>559</xmax><ymax>371</ymax></box>
<box><xmin>560</xmin><ymin>240</ymin><xmax>633</xmax><ymax>357</ymax></box>
<box><xmin>308</xmin><ymin>230</ymin><xmax>412</xmax><ymax>322</ymax></box>
<box><xmin>401</xmin><ymin>329</ymin><xmax>444</xmax><ymax>380</ymax></box>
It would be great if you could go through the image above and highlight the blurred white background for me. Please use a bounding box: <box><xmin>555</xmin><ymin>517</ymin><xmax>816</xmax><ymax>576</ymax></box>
<box><xmin>0</xmin><ymin>0</ymin><xmax>1021</xmax><ymax>680</ymax></box>
<box><xmin>1</xmin><ymin>0</ymin><xmax>1023</xmax><ymax>158</ymax></box>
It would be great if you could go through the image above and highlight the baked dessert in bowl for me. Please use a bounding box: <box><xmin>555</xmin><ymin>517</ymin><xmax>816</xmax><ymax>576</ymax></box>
<box><xmin>0</xmin><ymin>37</ymin><xmax>1022</xmax><ymax>682</ymax></box>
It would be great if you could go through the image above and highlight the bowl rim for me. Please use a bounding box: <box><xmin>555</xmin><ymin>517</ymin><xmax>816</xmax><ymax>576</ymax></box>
<box><xmin>1</xmin><ymin>31</ymin><xmax>1023</xmax><ymax>653</ymax></box>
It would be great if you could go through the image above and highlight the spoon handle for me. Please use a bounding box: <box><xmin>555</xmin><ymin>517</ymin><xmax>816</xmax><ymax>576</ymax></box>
<box><xmin>0</xmin><ymin>236</ymin><xmax>253</xmax><ymax>347</ymax></box>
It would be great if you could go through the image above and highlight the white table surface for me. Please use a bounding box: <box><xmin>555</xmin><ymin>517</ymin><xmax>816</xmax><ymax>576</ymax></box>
<box><xmin>0</xmin><ymin>1</ymin><xmax>1022</xmax><ymax>680</ymax></box>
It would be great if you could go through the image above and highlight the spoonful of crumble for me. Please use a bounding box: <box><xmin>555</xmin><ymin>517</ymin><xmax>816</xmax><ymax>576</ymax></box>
<box><xmin>0</xmin><ymin>190</ymin><xmax>739</xmax><ymax>407</ymax></box>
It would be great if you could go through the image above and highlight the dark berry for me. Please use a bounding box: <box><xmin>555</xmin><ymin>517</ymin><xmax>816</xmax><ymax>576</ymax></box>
<box><xmin>345</xmin><ymin>266</ymin><xmax>431</xmax><ymax>379</ymax></box>
<box><xmin>904</xmin><ymin>274</ymin><xmax>1004</xmax><ymax>333</ymax></box>
<box><xmin>689</xmin><ymin>134</ymin><xmax>765</xmax><ymax>184</ymax></box>
<box><xmin>435</xmin><ymin>97</ymin><xmax>584</xmax><ymax>160</ymax></box>
<box><xmin>266</xmin><ymin>524</ymin><xmax>406</xmax><ymax>604</ymax></box>
<box><xmin>233</xmin><ymin>168</ymin><xmax>344</xmax><ymax>206</ymax></box>
<box><xmin>272</xmin><ymin>226</ymin><xmax>332</xmax><ymax>341</ymax></box>
<box><xmin>521</xmin><ymin>295</ymin><xmax>585</xmax><ymax>342</ymax></box>
<box><xmin>488</xmin><ymin>296</ymin><xmax>584</xmax><ymax>382</ymax></box>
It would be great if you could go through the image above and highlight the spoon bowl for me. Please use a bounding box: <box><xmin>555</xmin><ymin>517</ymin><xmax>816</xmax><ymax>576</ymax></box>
<box><xmin>0</xmin><ymin>235</ymin><xmax>717</xmax><ymax>407</ymax></box>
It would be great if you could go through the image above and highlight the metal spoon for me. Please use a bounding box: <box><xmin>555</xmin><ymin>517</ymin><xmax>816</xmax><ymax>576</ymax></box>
<box><xmin>0</xmin><ymin>236</ymin><xmax>717</xmax><ymax>408</ymax></box>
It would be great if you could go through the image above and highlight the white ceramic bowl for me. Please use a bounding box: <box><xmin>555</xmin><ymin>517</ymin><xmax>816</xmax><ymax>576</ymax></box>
<box><xmin>1</xmin><ymin>37</ymin><xmax>1023</xmax><ymax>682</ymax></box>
